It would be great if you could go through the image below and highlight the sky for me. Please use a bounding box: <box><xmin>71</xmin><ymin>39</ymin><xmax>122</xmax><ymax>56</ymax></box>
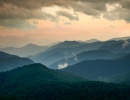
<box><xmin>0</xmin><ymin>0</ymin><xmax>130</xmax><ymax>47</ymax></box>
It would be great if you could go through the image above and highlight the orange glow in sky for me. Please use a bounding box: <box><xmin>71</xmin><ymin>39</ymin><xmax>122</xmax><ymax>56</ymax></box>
<box><xmin>0</xmin><ymin>3</ymin><xmax>130</xmax><ymax>47</ymax></box>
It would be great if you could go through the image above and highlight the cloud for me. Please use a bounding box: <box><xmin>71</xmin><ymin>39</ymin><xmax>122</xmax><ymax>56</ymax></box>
<box><xmin>110</xmin><ymin>25</ymin><xmax>114</xmax><ymax>28</ymax></box>
<box><xmin>70</xmin><ymin>1</ymin><xmax>106</xmax><ymax>17</ymax></box>
<box><xmin>121</xmin><ymin>0</ymin><xmax>130</xmax><ymax>9</ymax></box>
<box><xmin>122</xmin><ymin>40</ymin><xmax>130</xmax><ymax>49</ymax></box>
<box><xmin>72</xmin><ymin>52</ymin><xmax>78</xmax><ymax>61</ymax></box>
<box><xmin>57</xmin><ymin>11</ymin><xmax>79</xmax><ymax>21</ymax></box>
<box><xmin>0</xmin><ymin>4</ymin><xmax>45</xmax><ymax>19</ymax></box>
<box><xmin>0</xmin><ymin>0</ymin><xmax>130</xmax><ymax>28</ymax></box>
<box><xmin>104</xmin><ymin>3</ymin><xmax>130</xmax><ymax>22</ymax></box>
<box><xmin>58</xmin><ymin>63</ymin><xmax>68</xmax><ymax>69</ymax></box>
<box><xmin>33</xmin><ymin>21</ymin><xmax>39</xmax><ymax>25</ymax></box>
<box><xmin>0</xmin><ymin>19</ymin><xmax>37</xmax><ymax>29</ymax></box>
<box><xmin>64</xmin><ymin>22</ymin><xmax>72</xmax><ymax>25</ymax></box>
<box><xmin>42</xmin><ymin>12</ymin><xmax>58</xmax><ymax>22</ymax></box>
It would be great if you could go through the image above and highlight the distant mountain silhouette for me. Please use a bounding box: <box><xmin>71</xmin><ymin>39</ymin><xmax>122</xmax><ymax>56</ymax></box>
<box><xmin>31</xmin><ymin>40</ymin><xmax>120</xmax><ymax>66</ymax></box>
<box><xmin>48</xmin><ymin>41</ymin><xmax>61</xmax><ymax>47</ymax></box>
<box><xmin>43</xmin><ymin>40</ymin><xmax>87</xmax><ymax>54</ymax></box>
<box><xmin>110</xmin><ymin>36</ymin><xmax>130</xmax><ymax>41</ymax></box>
<box><xmin>0</xmin><ymin>51</ymin><xmax>17</xmax><ymax>58</ymax></box>
<box><xmin>49</xmin><ymin>41</ymin><xmax>86</xmax><ymax>49</ymax></box>
<box><xmin>30</xmin><ymin>41</ymin><xmax>87</xmax><ymax>66</ymax></box>
<box><xmin>0</xmin><ymin>51</ymin><xmax>34</xmax><ymax>72</ymax></box>
<box><xmin>0</xmin><ymin>43</ymin><xmax>48</xmax><ymax>57</ymax></box>
<box><xmin>99</xmin><ymin>39</ymin><xmax>130</xmax><ymax>53</ymax></box>
<box><xmin>62</xmin><ymin>54</ymin><xmax>130</xmax><ymax>81</ymax></box>
<box><xmin>85</xmin><ymin>39</ymin><xmax>99</xmax><ymax>43</ymax></box>
<box><xmin>49</xmin><ymin>50</ymin><xmax>124</xmax><ymax>69</ymax></box>
<box><xmin>0</xmin><ymin>63</ymin><xmax>130</xmax><ymax>100</ymax></box>
<box><xmin>30</xmin><ymin>49</ymin><xmax>67</xmax><ymax>66</ymax></box>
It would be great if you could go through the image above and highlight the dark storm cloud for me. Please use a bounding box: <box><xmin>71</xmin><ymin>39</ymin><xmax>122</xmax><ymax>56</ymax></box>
<box><xmin>0</xmin><ymin>0</ymin><xmax>130</xmax><ymax>28</ymax></box>
<box><xmin>0</xmin><ymin>0</ymin><xmax>116</xmax><ymax>17</ymax></box>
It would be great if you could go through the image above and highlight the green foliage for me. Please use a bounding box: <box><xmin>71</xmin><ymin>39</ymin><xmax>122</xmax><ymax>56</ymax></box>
<box><xmin>63</xmin><ymin>58</ymin><xmax>130</xmax><ymax>80</ymax></box>
<box><xmin>0</xmin><ymin>81</ymin><xmax>130</xmax><ymax>100</ymax></box>
<box><xmin>111</xmin><ymin>71</ymin><xmax>130</xmax><ymax>85</ymax></box>
<box><xmin>0</xmin><ymin>51</ymin><xmax>34</xmax><ymax>72</ymax></box>
<box><xmin>0</xmin><ymin>63</ymin><xmax>130</xmax><ymax>100</ymax></box>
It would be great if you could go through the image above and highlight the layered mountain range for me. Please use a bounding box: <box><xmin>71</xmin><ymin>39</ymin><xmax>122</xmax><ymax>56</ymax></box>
<box><xmin>0</xmin><ymin>43</ymin><xmax>48</xmax><ymax>57</ymax></box>
<box><xmin>1</xmin><ymin>37</ymin><xmax>130</xmax><ymax>99</ymax></box>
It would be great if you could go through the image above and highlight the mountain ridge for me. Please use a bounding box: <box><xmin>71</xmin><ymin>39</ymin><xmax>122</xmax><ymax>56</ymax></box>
<box><xmin>0</xmin><ymin>51</ymin><xmax>34</xmax><ymax>72</ymax></box>
<box><xmin>62</xmin><ymin>54</ymin><xmax>130</xmax><ymax>81</ymax></box>
<box><xmin>0</xmin><ymin>43</ymin><xmax>48</xmax><ymax>57</ymax></box>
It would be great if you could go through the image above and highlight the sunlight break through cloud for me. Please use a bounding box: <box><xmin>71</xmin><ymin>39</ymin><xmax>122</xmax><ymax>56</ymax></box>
<box><xmin>42</xmin><ymin>6</ymin><xmax>79</xmax><ymax>23</ymax></box>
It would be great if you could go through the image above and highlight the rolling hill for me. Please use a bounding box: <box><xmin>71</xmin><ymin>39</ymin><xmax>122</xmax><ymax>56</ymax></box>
<box><xmin>62</xmin><ymin>54</ymin><xmax>130</xmax><ymax>81</ymax></box>
<box><xmin>110</xmin><ymin>71</ymin><xmax>130</xmax><ymax>86</ymax></box>
<box><xmin>0</xmin><ymin>51</ymin><xmax>34</xmax><ymax>72</ymax></box>
<box><xmin>0</xmin><ymin>43</ymin><xmax>48</xmax><ymax>57</ymax></box>
<box><xmin>0</xmin><ymin>63</ymin><xmax>130</xmax><ymax>100</ymax></box>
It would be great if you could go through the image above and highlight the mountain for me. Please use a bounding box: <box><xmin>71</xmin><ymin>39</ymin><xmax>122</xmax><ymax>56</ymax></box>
<box><xmin>110</xmin><ymin>71</ymin><xmax>130</xmax><ymax>86</ymax></box>
<box><xmin>110</xmin><ymin>36</ymin><xmax>130</xmax><ymax>41</ymax></box>
<box><xmin>62</xmin><ymin>54</ymin><xmax>130</xmax><ymax>81</ymax></box>
<box><xmin>0</xmin><ymin>51</ymin><xmax>17</xmax><ymax>58</ymax></box>
<box><xmin>0</xmin><ymin>43</ymin><xmax>48</xmax><ymax>57</ymax></box>
<box><xmin>67</xmin><ymin>40</ymin><xmax>123</xmax><ymax>57</ymax></box>
<box><xmin>48</xmin><ymin>41</ymin><xmax>62</xmax><ymax>47</ymax></box>
<box><xmin>0</xmin><ymin>63</ymin><xmax>84</xmax><ymax>83</ymax></box>
<box><xmin>49</xmin><ymin>50</ymin><xmax>124</xmax><ymax>69</ymax></box>
<box><xmin>49</xmin><ymin>41</ymin><xmax>86</xmax><ymax>49</ymax></box>
<box><xmin>103</xmin><ymin>56</ymin><xmax>130</xmax><ymax>84</ymax></box>
<box><xmin>0</xmin><ymin>51</ymin><xmax>34</xmax><ymax>72</ymax></box>
<box><xmin>31</xmin><ymin>40</ymin><xmax>120</xmax><ymax>66</ymax></box>
<box><xmin>43</xmin><ymin>41</ymin><xmax>87</xmax><ymax>53</ymax></box>
<box><xmin>0</xmin><ymin>63</ymin><xmax>130</xmax><ymax>100</ymax></box>
<box><xmin>99</xmin><ymin>39</ymin><xmax>130</xmax><ymax>53</ymax></box>
<box><xmin>30</xmin><ymin>48</ymin><xmax>74</xmax><ymax>66</ymax></box>
<box><xmin>85</xmin><ymin>39</ymin><xmax>99</xmax><ymax>43</ymax></box>
<box><xmin>30</xmin><ymin>41</ymin><xmax>87</xmax><ymax>66</ymax></box>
